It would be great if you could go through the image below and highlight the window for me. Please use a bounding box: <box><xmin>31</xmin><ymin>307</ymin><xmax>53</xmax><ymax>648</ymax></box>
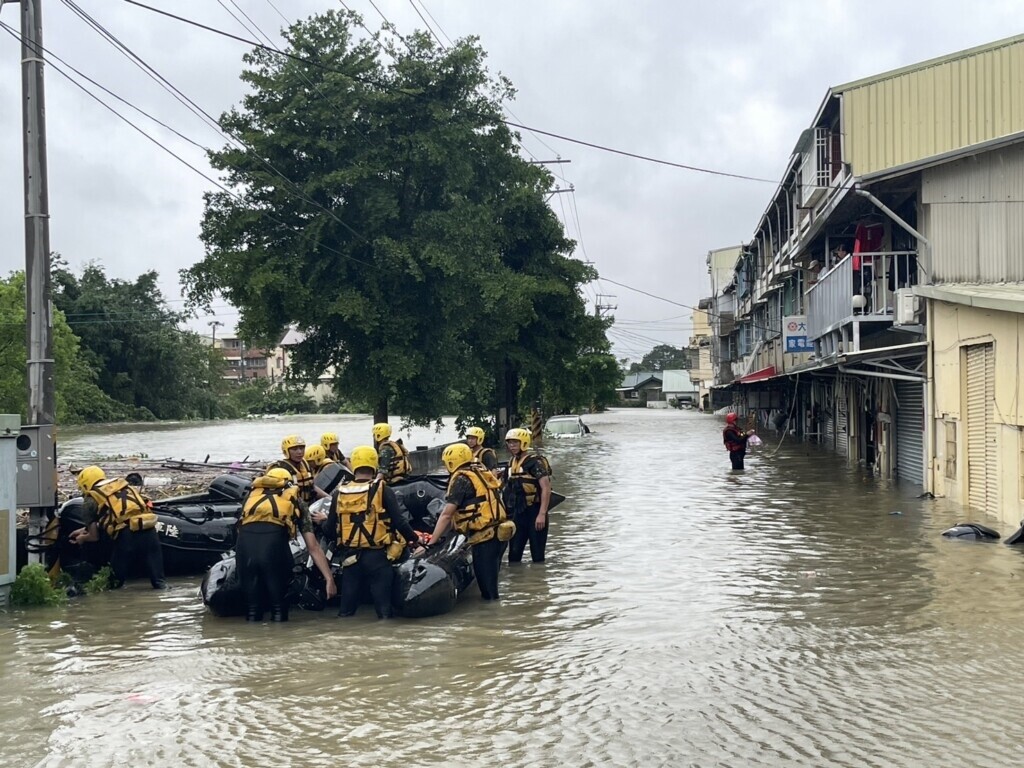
<box><xmin>945</xmin><ymin>421</ymin><xmax>957</xmax><ymax>481</ymax></box>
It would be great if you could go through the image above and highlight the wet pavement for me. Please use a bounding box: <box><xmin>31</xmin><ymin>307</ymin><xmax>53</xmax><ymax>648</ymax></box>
<box><xmin>3</xmin><ymin>408</ymin><xmax>1024</xmax><ymax>767</ymax></box>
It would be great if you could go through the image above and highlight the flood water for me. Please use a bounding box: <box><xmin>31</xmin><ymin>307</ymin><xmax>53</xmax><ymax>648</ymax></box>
<box><xmin>3</xmin><ymin>408</ymin><xmax>1024</xmax><ymax>767</ymax></box>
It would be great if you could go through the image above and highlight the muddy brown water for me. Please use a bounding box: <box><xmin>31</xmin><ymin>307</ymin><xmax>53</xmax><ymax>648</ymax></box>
<box><xmin>3</xmin><ymin>409</ymin><xmax>1024</xmax><ymax>767</ymax></box>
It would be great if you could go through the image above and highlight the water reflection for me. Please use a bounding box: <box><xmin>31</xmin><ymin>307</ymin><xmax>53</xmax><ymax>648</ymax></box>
<box><xmin>4</xmin><ymin>409</ymin><xmax>1024</xmax><ymax>766</ymax></box>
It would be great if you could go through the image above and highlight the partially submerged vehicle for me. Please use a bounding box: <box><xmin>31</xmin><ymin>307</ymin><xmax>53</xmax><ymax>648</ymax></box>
<box><xmin>544</xmin><ymin>414</ymin><xmax>591</xmax><ymax>439</ymax></box>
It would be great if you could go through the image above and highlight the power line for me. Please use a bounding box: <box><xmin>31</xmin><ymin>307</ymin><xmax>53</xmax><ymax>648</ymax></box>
<box><xmin>120</xmin><ymin>0</ymin><xmax>778</xmax><ymax>184</ymax></box>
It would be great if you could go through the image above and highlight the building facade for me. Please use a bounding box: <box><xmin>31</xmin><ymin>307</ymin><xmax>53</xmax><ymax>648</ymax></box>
<box><xmin>699</xmin><ymin>33</ymin><xmax>1024</xmax><ymax>524</ymax></box>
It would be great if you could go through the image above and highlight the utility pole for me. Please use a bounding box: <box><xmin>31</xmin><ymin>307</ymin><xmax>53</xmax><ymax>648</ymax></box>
<box><xmin>22</xmin><ymin>0</ymin><xmax>54</xmax><ymax>428</ymax></box>
<box><xmin>207</xmin><ymin>319</ymin><xmax>223</xmax><ymax>346</ymax></box>
<box><xmin>595</xmin><ymin>293</ymin><xmax>617</xmax><ymax>318</ymax></box>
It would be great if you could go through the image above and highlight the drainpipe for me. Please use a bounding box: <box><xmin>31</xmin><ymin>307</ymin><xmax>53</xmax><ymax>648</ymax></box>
<box><xmin>853</xmin><ymin>188</ymin><xmax>931</xmax><ymax>281</ymax></box>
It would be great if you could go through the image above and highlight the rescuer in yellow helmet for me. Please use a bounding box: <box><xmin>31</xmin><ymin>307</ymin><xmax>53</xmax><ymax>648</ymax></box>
<box><xmin>268</xmin><ymin>434</ymin><xmax>329</xmax><ymax>508</ymax></box>
<box><xmin>503</xmin><ymin>427</ymin><xmax>553</xmax><ymax>565</ymax></box>
<box><xmin>236</xmin><ymin>467</ymin><xmax>336</xmax><ymax>622</ymax></box>
<box><xmin>69</xmin><ymin>465</ymin><xmax>167</xmax><ymax>590</ymax></box>
<box><xmin>320</xmin><ymin>432</ymin><xmax>353</xmax><ymax>471</ymax></box>
<box><xmin>465</xmin><ymin>426</ymin><xmax>498</xmax><ymax>474</ymax></box>
<box><xmin>329</xmin><ymin>445</ymin><xmax>425</xmax><ymax>619</ymax></box>
<box><xmin>372</xmin><ymin>422</ymin><xmax>411</xmax><ymax>483</ymax></box>
<box><xmin>419</xmin><ymin>443</ymin><xmax>514</xmax><ymax>601</ymax></box>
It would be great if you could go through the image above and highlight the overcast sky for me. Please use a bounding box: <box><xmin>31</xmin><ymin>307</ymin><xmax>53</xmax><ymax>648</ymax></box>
<box><xmin>1</xmin><ymin>0</ymin><xmax>1021</xmax><ymax>362</ymax></box>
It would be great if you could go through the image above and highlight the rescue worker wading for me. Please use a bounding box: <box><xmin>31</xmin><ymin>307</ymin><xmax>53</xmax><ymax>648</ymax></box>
<box><xmin>373</xmin><ymin>423</ymin><xmax>411</xmax><ymax>484</ymax></box>
<box><xmin>425</xmin><ymin>443</ymin><xmax>515</xmax><ymax>600</ymax></box>
<box><xmin>328</xmin><ymin>446</ymin><xmax>423</xmax><ymax>619</ymax></box>
<box><xmin>723</xmin><ymin>413</ymin><xmax>755</xmax><ymax>471</ymax></box>
<box><xmin>503</xmin><ymin>428</ymin><xmax>553</xmax><ymax>564</ymax></box>
<box><xmin>269</xmin><ymin>434</ymin><xmax>329</xmax><ymax>507</ymax></box>
<box><xmin>320</xmin><ymin>432</ymin><xmax>352</xmax><ymax>472</ymax></box>
<box><xmin>236</xmin><ymin>467</ymin><xmax>336</xmax><ymax>622</ymax></box>
<box><xmin>69</xmin><ymin>466</ymin><xmax>167</xmax><ymax>590</ymax></box>
<box><xmin>465</xmin><ymin>426</ymin><xmax>497</xmax><ymax>474</ymax></box>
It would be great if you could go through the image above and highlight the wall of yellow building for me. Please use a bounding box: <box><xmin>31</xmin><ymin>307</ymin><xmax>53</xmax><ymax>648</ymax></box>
<box><xmin>842</xmin><ymin>38</ymin><xmax>1024</xmax><ymax>176</ymax></box>
<box><xmin>929</xmin><ymin>301</ymin><xmax>1024</xmax><ymax>527</ymax></box>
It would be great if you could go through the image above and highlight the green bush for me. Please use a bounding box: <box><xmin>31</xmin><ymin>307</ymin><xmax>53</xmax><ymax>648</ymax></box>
<box><xmin>10</xmin><ymin>564</ymin><xmax>67</xmax><ymax>607</ymax></box>
<box><xmin>84</xmin><ymin>566</ymin><xmax>114</xmax><ymax>594</ymax></box>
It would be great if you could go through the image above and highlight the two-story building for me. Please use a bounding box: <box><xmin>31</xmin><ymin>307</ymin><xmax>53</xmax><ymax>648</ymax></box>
<box><xmin>701</xmin><ymin>34</ymin><xmax>1024</xmax><ymax>509</ymax></box>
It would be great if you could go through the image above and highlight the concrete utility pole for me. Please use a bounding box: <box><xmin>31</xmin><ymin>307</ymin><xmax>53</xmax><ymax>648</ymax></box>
<box><xmin>21</xmin><ymin>0</ymin><xmax>55</xmax><ymax>428</ymax></box>
<box><xmin>207</xmin><ymin>319</ymin><xmax>223</xmax><ymax>346</ymax></box>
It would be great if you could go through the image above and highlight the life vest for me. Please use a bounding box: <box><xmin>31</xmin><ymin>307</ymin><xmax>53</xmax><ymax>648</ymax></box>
<box><xmin>380</xmin><ymin>439</ymin><xmax>411</xmax><ymax>481</ymax></box>
<box><xmin>471</xmin><ymin>445</ymin><xmax>497</xmax><ymax>468</ymax></box>
<box><xmin>506</xmin><ymin>452</ymin><xmax>552</xmax><ymax>508</ymax></box>
<box><xmin>240</xmin><ymin>477</ymin><xmax>301</xmax><ymax>537</ymax></box>
<box><xmin>325</xmin><ymin>447</ymin><xmax>345</xmax><ymax>463</ymax></box>
<box><xmin>88</xmin><ymin>478</ymin><xmax>156</xmax><ymax>539</ymax></box>
<box><xmin>723</xmin><ymin>426</ymin><xmax>746</xmax><ymax>452</ymax></box>
<box><xmin>269</xmin><ymin>458</ymin><xmax>316</xmax><ymax>502</ymax></box>
<box><xmin>335</xmin><ymin>480</ymin><xmax>393</xmax><ymax>550</ymax></box>
<box><xmin>448</xmin><ymin>465</ymin><xmax>507</xmax><ymax>543</ymax></box>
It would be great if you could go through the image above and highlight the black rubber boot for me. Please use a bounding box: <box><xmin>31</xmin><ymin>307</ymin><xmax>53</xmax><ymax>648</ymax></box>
<box><xmin>270</xmin><ymin>606</ymin><xmax>288</xmax><ymax>623</ymax></box>
<box><xmin>245</xmin><ymin>609</ymin><xmax>263</xmax><ymax>622</ymax></box>
<box><xmin>151</xmin><ymin>580</ymin><xmax>168</xmax><ymax>590</ymax></box>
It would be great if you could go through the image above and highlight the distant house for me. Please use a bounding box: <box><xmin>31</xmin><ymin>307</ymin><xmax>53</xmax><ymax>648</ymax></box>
<box><xmin>661</xmin><ymin>369</ymin><xmax>698</xmax><ymax>405</ymax></box>
<box><xmin>617</xmin><ymin>371</ymin><xmax>663</xmax><ymax>403</ymax></box>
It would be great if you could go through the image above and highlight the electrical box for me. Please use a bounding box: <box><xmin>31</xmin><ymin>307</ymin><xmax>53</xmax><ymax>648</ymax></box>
<box><xmin>16</xmin><ymin>423</ymin><xmax>56</xmax><ymax>508</ymax></box>
<box><xmin>1</xmin><ymin>414</ymin><xmax>20</xmax><ymax>589</ymax></box>
<box><xmin>895</xmin><ymin>288</ymin><xmax>921</xmax><ymax>325</ymax></box>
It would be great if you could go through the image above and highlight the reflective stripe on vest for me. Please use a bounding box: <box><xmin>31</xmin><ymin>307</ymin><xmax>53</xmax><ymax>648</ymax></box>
<box><xmin>89</xmin><ymin>478</ymin><xmax>149</xmax><ymax>539</ymax></box>
<box><xmin>335</xmin><ymin>480</ymin><xmax>391</xmax><ymax>549</ymax></box>
<box><xmin>241</xmin><ymin>485</ymin><xmax>300</xmax><ymax>537</ymax></box>
<box><xmin>448</xmin><ymin>465</ymin><xmax>506</xmax><ymax>537</ymax></box>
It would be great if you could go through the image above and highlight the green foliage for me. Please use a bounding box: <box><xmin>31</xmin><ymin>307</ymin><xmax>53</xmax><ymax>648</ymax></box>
<box><xmin>83</xmin><ymin>566</ymin><xmax>114</xmax><ymax>594</ymax></box>
<box><xmin>184</xmin><ymin>10</ymin><xmax>610</xmax><ymax>425</ymax></box>
<box><xmin>628</xmin><ymin>344</ymin><xmax>690</xmax><ymax>373</ymax></box>
<box><xmin>52</xmin><ymin>261</ymin><xmax>231</xmax><ymax>421</ymax></box>
<box><xmin>10</xmin><ymin>564</ymin><xmax>67</xmax><ymax>607</ymax></box>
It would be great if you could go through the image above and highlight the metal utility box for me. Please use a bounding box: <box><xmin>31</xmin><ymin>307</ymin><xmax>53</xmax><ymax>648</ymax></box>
<box><xmin>16</xmin><ymin>423</ymin><xmax>56</xmax><ymax>508</ymax></box>
<box><xmin>1</xmin><ymin>414</ymin><xmax>20</xmax><ymax>589</ymax></box>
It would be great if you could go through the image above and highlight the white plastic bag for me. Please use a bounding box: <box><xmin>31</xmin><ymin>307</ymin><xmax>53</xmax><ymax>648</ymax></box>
<box><xmin>747</xmin><ymin>434</ymin><xmax>763</xmax><ymax>447</ymax></box>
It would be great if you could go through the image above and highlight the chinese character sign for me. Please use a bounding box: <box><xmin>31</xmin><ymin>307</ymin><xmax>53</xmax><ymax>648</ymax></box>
<box><xmin>783</xmin><ymin>315</ymin><xmax>813</xmax><ymax>353</ymax></box>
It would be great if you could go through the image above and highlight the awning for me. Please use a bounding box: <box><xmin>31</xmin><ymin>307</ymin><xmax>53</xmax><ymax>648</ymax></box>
<box><xmin>735</xmin><ymin>366</ymin><xmax>777</xmax><ymax>384</ymax></box>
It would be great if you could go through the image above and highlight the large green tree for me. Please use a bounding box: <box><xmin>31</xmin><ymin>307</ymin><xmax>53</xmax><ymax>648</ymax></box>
<box><xmin>53</xmin><ymin>263</ymin><xmax>228</xmax><ymax>420</ymax></box>
<box><xmin>0</xmin><ymin>271</ymin><xmax>134</xmax><ymax>424</ymax></box>
<box><xmin>184</xmin><ymin>10</ymin><xmax>606</xmax><ymax>425</ymax></box>
<box><xmin>628</xmin><ymin>343</ymin><xmax>690</xmax><ymax>373</ymax></box>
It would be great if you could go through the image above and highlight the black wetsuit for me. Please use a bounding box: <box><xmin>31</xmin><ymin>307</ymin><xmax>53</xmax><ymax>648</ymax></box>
<box><xmin>328</xmin><ymin>483</ymin><xmax>417</xmax><ymax>619</ymax></box>
<box><xmin>80</xmin><ymin>497</ymin><xmax>166</xmax><ymax>589</ymax></box>
<box><xmin>235</xmin><ymin>497</ymin><xmax>313</xmax><ymax>622</ymax></box>
<box><xmin>446</xmin><ymin>473</ymin><xmax>504</xmax><ymax>600</ymax></box>
<box><xmin>503</xmin><ymin>454</ymin><xmax>551</xmax><ymax>564</ymax></box>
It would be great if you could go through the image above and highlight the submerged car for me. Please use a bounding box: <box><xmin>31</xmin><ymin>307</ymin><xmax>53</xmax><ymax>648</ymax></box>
<box><xmin>544</xmin><ymin>414</ymin><xmax>591</xmax><ymax>439</ymax></box>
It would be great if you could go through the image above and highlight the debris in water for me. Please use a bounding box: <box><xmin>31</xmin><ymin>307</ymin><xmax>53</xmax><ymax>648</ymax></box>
<box><xmin>889</xmin><ymin>510</ymin><xmax>904</xmax><ymax>516</ymax></box>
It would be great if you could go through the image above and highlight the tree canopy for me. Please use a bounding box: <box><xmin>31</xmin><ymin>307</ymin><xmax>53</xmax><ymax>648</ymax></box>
<box><xmin>183</xmin><ymin>10</ymin><xmax>610</xmax><ymax>425</ymax></box>
<box><xmin>628</xmin><ymin>344</ymin><xmax>690</xmax><ymax>373</ymax></box>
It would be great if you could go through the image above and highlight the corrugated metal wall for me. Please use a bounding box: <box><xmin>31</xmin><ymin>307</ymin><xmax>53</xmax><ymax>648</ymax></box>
<box><xmin>922</xmin><ymin>142</ymin><xmax>1024</xmax><ymax>282</ymax></box>
<box><xmin>843</xmin><ymin>40</ymin><xmax>1024</xmax><ymax>176</ymax></box>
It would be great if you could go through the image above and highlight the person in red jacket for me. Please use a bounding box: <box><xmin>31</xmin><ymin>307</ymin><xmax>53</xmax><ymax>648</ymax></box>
<box><xmin>723</xmin><ymin>413</ymin><xmax>755</xmax><ymax>471</ymax></box>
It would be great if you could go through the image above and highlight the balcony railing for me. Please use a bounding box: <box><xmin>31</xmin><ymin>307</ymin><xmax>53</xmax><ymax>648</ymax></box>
<box><xmin>806</xmin><ymin>251</ymin><xmax>919</xmax><ymax>340</ymax></box>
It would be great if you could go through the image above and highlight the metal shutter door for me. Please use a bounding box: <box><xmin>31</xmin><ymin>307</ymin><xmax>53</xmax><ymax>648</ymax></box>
<box><xmin>966</xmin><ymin>344</ymin><xmax>996</xmax><ymax>513</ymax></box>
<box><xmin>895</xmin><ymin>380</ymin><xmax>925</xmax><ymax>487</ymax></box>
<box><xmin>836</xmin><ymin>384</ymin><xmax>849</xmax><ymax>458</ymax></box>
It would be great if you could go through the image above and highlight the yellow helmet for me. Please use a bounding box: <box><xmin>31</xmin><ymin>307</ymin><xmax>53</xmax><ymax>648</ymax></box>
<box><xmin>266</xmin><ymin>467</ymin><xmax>293</xmax><ymax>483</ymax></box>
<box><xmin>320</xmin><ymin>432</ymin><xmax>339</xmax><ymax>449</ymax></box>
<box><xmin>304</xmin><ymin>444</ymin><xmax>326</xmax><ymax>464</ymax></box>
<box><xmin>281</xmin><ymin>434</ymin><xmax>305</xmax><ymax>455</ymax></box>
<box><xmin>350</xmin><ymin>445</ymin><xmax>379</xmax><ymax>472</ymax></box>
<box><xmin>372</xmin><ymin>423</ymin><xmax>392</xmax><ymax>442</ymax></box>
<box><xmin>466</xmin><ymin>426</ymin><xmax>486</xmax><ymax>441</ymax></box>
<box><xmin>76</xmin><ymin>465</ymin><xmax>106</xmax><ymax>494</ymax></box>
<box><xmin>442</xmin><ymin>443</ymin><xmax>473</xmax><ymax>473</ymax></box>
<box><xmin>505</xmin><ymin>428</ymin><xmax>531</xmax><ymax>449</ymax></box>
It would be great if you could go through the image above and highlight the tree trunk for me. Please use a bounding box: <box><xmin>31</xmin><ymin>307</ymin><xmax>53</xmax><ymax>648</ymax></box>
<box><xmin>373</xmin><ymin>397</ymin><xmax>388</xmax><ymax>424</ymax></box>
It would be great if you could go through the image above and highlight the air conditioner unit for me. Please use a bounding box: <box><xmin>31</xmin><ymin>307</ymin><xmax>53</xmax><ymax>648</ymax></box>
<box><xmin>895</xmin><ymin>288</ymin><xmax>920</xmax><ymax>325</ymax></box>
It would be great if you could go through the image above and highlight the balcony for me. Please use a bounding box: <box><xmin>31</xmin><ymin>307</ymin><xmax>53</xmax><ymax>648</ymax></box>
<box><xmin>806</xmin><ymin>251</ymin><xmax>920</xmax><ymax>347</ymax></box>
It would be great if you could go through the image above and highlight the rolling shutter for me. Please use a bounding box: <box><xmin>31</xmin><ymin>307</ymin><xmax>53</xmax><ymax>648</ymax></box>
<box><xmin>895</xmin><ymin>380</ymin><xmax>925</xmax><ymax>487</ymax></box>
<box><xmin>966</xmin><ymin>344</ymin><xmax>997</xmax><ymax>514</ymax></box>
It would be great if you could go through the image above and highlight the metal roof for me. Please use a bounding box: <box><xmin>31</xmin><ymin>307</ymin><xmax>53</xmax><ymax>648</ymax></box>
<box><xmin>915</xmin><ymin>283</ymin><xmax>1024</xmax><ymax>314</ymax></box>
<box><xmin>832</xmin><ymin>33</ymin><xmax>1024</xmax><ymax>94</ymax></box>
